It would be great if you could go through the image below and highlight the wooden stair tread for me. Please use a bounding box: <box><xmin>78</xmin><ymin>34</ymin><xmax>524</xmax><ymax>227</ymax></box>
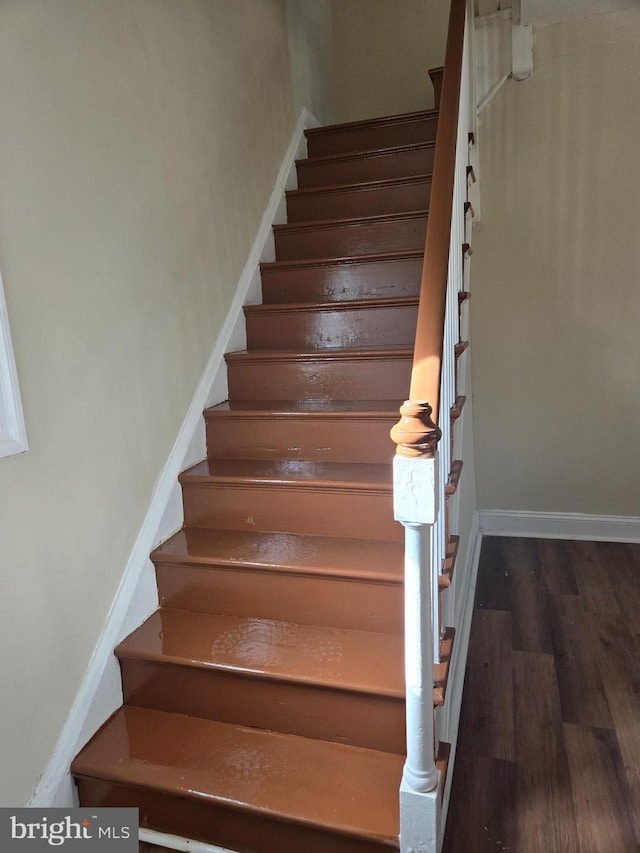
<box><xmin>205</xmin><ymin>399</ymin><xmax>403</xmax><ymax>418</ymax></box>
<box><xmin>450</xmin><ymin>395</ymin><xmax>466</xmax><ymax>421</ymax></box>
<box><xmin>259</xmin><ymin>251</ymin><xmax>423</xmax><ymax>306</ymax></box>
<box><xmin>298</xmin><ymin>140</ymin><xmax>436</xmax><ymax>168</ymax></box>
<box><xmin>433</xmin><ymin>627</ymin><xmax>455</xmax><ymax>687</ymax></box>
<box><xmin>224</xmin><ymin>348</ymin><xmax>412</xmax><ymax>404</ymax></box>
<box><xmin>285</xmin><ymin>175</ymin><xmax>432</xmax><ymax>226</ymax></box>
<box><xmin>260</xmin><ymin>248</ymin><xmax>423</xmax><ymax>274</ymax></box>
<box><xmin>305</xmin><ymin>108</ymin><xmax>438</xmax><ymax>139</ymax></box>
<box><xmin>72</xmin><ymin>706</ymin><xmax>402</xmax><ymax>846</ymax></box>
<box><xmin>436</xmin><ymin>741</ymin><xmax>451</xmax><ymax>804</ymax></box>
<box><xmin>440</xmin><ymin>535</ymin><xmax>460</xmax><ymax>589</ymax></box>
<box><xmin>117</xmin><ymin>609</ymin><xmax>404</xmax><ymax>698</ymax></box>
<box><xmin>273</xmin><ymin>210</ymin><xmax>427</xmax><ymax>263</ymax></box>
<box><xmin>180</xmin><ymin>458</ymin><xmax>392</xmax><ymax>490</ymax></box>
<box><xmin>244</xmin><ymin>296</ymin><xmax>418</xmax><ymax>316</ymax></box>
<box><xmin>152</xmin><ymin>528</ymin><xmax>404</xmax><ymax>583</ymax></box>
<box><xmin>226</xmin><ymin>346</ymin><xmax>413</xmax><ymax>362</ymax></box>
<box><xmin>286</xmin><ymin>173</ymin><xmax>433</xmax><ymax>200</ymax></box>
<box><xmin>273</xmin><ymin>210</ymin><xmax>428</xmax><ymax>235</ymax></box>
<box><xmin>445</xmin><ymin>460</ymin><xmax>463</xmax><ymax>495</ymax></box>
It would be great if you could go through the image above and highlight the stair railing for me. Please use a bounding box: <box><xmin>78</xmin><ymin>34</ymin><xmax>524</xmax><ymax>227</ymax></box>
<box><xmin>391</xmin><ymin>0</ymin><xmax>474</xmax><ymax>848</ymax></box>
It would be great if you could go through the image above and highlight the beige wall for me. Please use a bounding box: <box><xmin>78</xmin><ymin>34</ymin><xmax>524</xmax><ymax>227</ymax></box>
<box><xmin>287</xmin><ymin>0</ymin><xmax>334</xmax><ymax>125</ymax></box>
<box><xmin>0</xmin><ymin>0</ymin><xmax>305</xmax><ymax>806</ymax></box>
<box><xmin>471</xmin><ymin>8</ymin><xmax>640</xmax><ymax>515</ymax></box>
<box><xmin>330</xmin><ymin>0</ymin><xmax>449</xmax><ymax>123</ymax></box>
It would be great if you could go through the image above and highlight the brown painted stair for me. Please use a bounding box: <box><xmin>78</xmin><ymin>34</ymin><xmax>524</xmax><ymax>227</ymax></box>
<box><xmin>286</xmin><ymin>175</ymin><xmax>432</xmax><ymax>222</ymax></box>
<box><xmin>72</xmin><ymin>98</ymin><xmax>457</xmax><ymax>853</ymax></box>
<box><xmin>272</xmin><ymin>211</ymin><xmax>429</xmax><ymax>261</ymax></box>
<box><xmin>260</xmin><ymin>250</ymin><xmax>424</xmax><ymax>304</ymax></box>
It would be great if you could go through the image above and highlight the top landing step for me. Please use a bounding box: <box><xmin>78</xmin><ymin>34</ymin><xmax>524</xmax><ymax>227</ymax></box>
<box><xmin>305</xmin><ymin>109</ymin><xmax>438</xmax><ymax>158</ymax></box>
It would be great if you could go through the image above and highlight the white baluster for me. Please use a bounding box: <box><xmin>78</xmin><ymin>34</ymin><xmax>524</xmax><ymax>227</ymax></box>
<box><xmin>394</xmin><ymin>452</ymin><xmax>441</xmax><ymax>853</ymax></box>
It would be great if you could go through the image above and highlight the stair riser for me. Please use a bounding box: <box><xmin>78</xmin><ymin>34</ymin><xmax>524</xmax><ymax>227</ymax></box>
<box><xmin>245</xmin><ymin>304</ymin><xmax>418</xmax><ymax>351</ymax></box>
<box><xmin>75</xmin><ymin>780</ymin><xmax>397</xmax><ymax>853</ymax></box>
<box><xmin>226</xmin><ymin>355</ymin><xmax>412</xmax><ymax>401</ymax></box>
<box><xmin>206</xmin><ymin>415</ymin><xmax>398</xmax><ymax>463</ymax></box>
<box><xmin>261</xmin><ymin>256</ymin><xmax>422</xmax><ymax>304</ymax></box>
<box><xmin>155</xmin><ymin>563</ymin><xmax>403</xmax><ymax>633</ymax></box>
<box><xmin>182</xmin><ymin>484</ymin><xmax>401</xmax><ymax>541</ymax></box>
<box><xmin>306</xmin><ymin>116</ymin><xmax>438</xmax><ymax>158</ymax></box>
<box><xmin>274</xmin><ymin>215</ymin><xmax>427</xmax><ymax>261</ymax></box>
<box><xmin>297</xmin><ymin>147</ymin><xmax>434</xmax><ymax>189</ymax></box>
<box><xmin>120</xmin><ymin>661</ymin><xmax>405</xmax><ymax>754</ymax></box>
<box><xmin>286</xmin><ymin>180</ymin><xmax>431</xmax><ymax>223</ymax></box>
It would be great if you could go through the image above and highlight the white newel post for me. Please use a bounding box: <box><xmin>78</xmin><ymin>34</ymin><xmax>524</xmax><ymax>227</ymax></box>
<box><xmin>393</xmin><ymin>451</ymin><xmax>441</xmax><ymax>853</ymax></box>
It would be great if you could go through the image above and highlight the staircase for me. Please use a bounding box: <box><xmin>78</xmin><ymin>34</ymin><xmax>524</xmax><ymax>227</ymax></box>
<box><xmin>72</xmin><ymin>79</ymin><xmax>460</xmax><ymax>852</ymax></box>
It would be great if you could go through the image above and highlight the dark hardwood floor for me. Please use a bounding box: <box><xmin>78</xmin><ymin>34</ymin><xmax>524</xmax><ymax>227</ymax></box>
<box><xmin>443</xmin><ymin>536</ymin><xmax>640</xmax><ymax>853</ymax></box>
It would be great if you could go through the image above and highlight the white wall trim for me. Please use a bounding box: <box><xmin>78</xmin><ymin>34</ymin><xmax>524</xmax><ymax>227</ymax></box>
<box><xmin>29</xmin><ymin>107</ymin><xmax>318</xmax><ymax>809</ymax></box>
<box><xmin>0</xmin><ymin>269</ymin><xmax>28</xmax><ymax>458</ymax></box>
<box><xmin>511</xmin><ymin>22</ymin><xmax>533</xmax><ymax>81</ymax></box>
<box><xmin>474</xmin><ymin>5</ymin><xmax>533</xmax><ymax>113</ymax></box>
<box><xmin>474</xmin><ymin>8</ymin><xmax>512</xmax><ymax>114</ymax></box>
<box><xmin>475</xmin><ymin>6</ymin><xmax>512</xmax><ymax>28</ymax></box>
<box><xmin>476</xmin><ymin>71</ymin><xmax>510</xmax><ymax>113</ymax></box>
<box><xmin>438</xmin><ymin>514</ymin><xmax>482</xmax><ymax>830</ymax></box>
<box><xmin>479</xmin><ymin>510</ymin><xmax>640</xmax><ymax>543</ymax></box>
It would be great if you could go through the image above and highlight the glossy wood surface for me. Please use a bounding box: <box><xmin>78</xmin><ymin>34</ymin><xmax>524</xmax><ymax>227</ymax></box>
<box><xmin>273</xmin><ymin>211</ymin><xmax>428</xmax><ymax>262</ymax></box>
<box><xmin>152</xmin><ymin>526</ymin><xmax>403</xmax><ymax>582</ymax></box>
<box><xmin>180</xmin><ymin>477</ymin><xmax>399</xmax><ymax>540</ymax></box>
<box><xmin>152</xmin><ymin>527</ymin><xmax>404</xmax><ymax>633</ymax></box>
<box><xmin>286</xmin><ymin>175</ymin><xmax>432</xmax><ymax>223</ymax></box>
<box><xmin>305</xmin><ymin>109</ymin><xmax>438</xmax><ymax>157</ymax></box>
<box><xmin>260</xmin><ymin>250</ymin><xmax>423</xmax><ymax>304</ymax></box>
<box><xmin>75</xmin><ymin>707</ymin><xmax>403</xmax><ymax>852</ymax></box>
<box><xmin>118</xmin><ymin>609</ymin><xmax>404</xmax><ymax>694</ymax></box>
<box><xmin>225</xmin><ymin>347</ymin><xmax>413</xmax><ymax>402</ymax></box>
<box><xmin>204</xmin><ymin>399</ymin><xmax>401</xmax><ymax>463</ymax></box>
<box><xmin>443</xmin><ymin>536</ymin><xmax>640</xmax><ymax>853</ymax></box>
<box><xmin>296</xmin><ymin>142</ymin><xmax>436</xmax><ymax>189</ymax></box>
<box><xmin>154</xmin><ymin>562</ymin><xmax>402</xmax><ymax>634</ymax></box>
<box><xmin>244</xmin><ymin>298</ymin><xmax>418</xmax><ymax>351</ymax></box>
<box><xmin>117</xmin><ymin>610</ymin><xmax>405</xmax><ymax>753</ymax></box>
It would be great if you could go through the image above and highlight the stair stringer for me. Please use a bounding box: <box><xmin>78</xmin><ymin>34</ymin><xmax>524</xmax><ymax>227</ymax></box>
<box><xmin>28</xmin><ymin>107</ymin><xmax>319</xmax><ymax>812</ymax></box>
<box><xmin>436</xmin><ymin>512</ymin><xmax>481</xmax><ymax>833</ymax></box>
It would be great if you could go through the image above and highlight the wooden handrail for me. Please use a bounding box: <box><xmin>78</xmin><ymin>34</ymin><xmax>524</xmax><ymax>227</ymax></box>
<box><xmin>390</xmin><ymin>0</ymin><xmax>466</xmax><ymax>459</ymax></box>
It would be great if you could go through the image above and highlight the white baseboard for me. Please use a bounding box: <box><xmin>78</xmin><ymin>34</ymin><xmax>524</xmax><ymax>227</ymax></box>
<box><xmin>0</xmin><ymin>270</ymin><xmax>29</xmax><ymax>457</ymax></box>
<box><xmin>479</xmin><ymin>509</ymin><xmax>640</xmax><ymax>543</ymax></box>
<box><xmin>438</xmin><ymin>513</ymin><xmax>482</xmax><ymax>834</ymax></box>
<box><xmin>29</xmin><ymin>106</ymin><xmax>318</xmax><ymax>809</ymax></box>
